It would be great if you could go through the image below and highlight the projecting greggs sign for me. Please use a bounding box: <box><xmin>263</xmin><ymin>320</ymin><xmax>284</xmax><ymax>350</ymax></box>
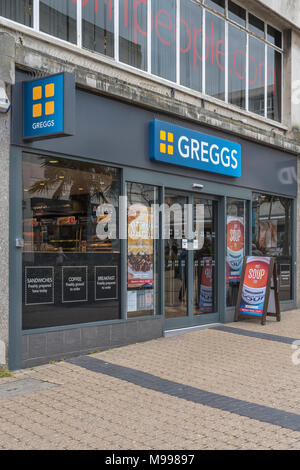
<box><xmin>150</xmin><ymin>120</ymin><xmax>242</xmax><ymax>177</ymax></box>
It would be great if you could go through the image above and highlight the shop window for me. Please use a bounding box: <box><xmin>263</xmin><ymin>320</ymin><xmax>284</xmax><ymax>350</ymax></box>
<box><xmin>226</xmin><ymin>199</ymin><xmax>246</xmax><ymax>308</ymax></box>
<box><xmin>0</xmin><ymin>0</ymin><xmax>33</xmax><ymax>26</ymax></box>
<box><xmin>40</xmin><ymin>0</ymin><xmax>77</xmax><ymax>44</ymax></box>
<box><xmin>267</xmin><ymin>46</ymin><xmax>282</xmax><ymax>122</ymax></box>
<box><xmin>151</xmin><ymin>0</ymin><xmax>176</xmax><ymax>82</ymax></box>
<box><xmin>180</xmin><ymin>0</ymin><xmax>202</xmax><ymax>92</ymax></box>
<box><xmin>252</xmin><ymin>194</ymin><xmax>293</xmax><ymax>301</ymax></box>
<box><xmin>22</xmin><ymin>153</ymin><xmax>121</xmax><ymax>329</ymax></box>
<box><xmin>205</xmin><ymin>11</ymin><xmax>225</xmax><ymax>101</ymax></box>
<box><xmin>228</xmin><ymin>23</ymin><xmax>246</xmax><ymax>109</ymax></box>
<box><xmin>82</xmin><ymin>0</ymin><xmax>114</xmax><ymax>57</ymax></box>
<box><xmin>127</xmin><ymin>183</ymin><xmax>159</xmax><ymax>318</ymax></box>
<box><xmin>249</xmin><ymin>36</ymin><xmax>265</xmax><ymax>116</ymax></box>
<box><xmin>119</xmin><ymin>0</ymin><xmax>147</xmax><ymax>71</ymax></box>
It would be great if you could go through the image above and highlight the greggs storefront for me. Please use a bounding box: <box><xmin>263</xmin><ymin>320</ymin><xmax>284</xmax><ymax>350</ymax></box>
<box><xmin>9</xmin><ymin>69</ymin><xmax>297</xmax><ymax>369</ymax></box>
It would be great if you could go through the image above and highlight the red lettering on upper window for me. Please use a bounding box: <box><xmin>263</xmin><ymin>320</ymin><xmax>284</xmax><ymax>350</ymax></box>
<box><xmin>155</xmin><ymin>10</ymin><xmax>173</xmax><ymax>46</ymax></box>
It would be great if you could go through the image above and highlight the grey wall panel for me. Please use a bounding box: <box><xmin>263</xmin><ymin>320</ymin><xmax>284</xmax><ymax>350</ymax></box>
<box><xmin>22</xmin><ymin>317</ymin><xmax>163</xmax><ymax>368</ymax></box>
<box><xmin>12</xmin><ymin>70</ymin><xmax>297</xmax><ymax>197</ymax></box>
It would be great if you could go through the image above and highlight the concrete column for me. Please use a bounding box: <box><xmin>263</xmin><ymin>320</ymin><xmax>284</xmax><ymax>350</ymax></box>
<box><xmin>0</xmin><ymin>32</ymin><xmax>15</xmax><ymax>367</ymax></box>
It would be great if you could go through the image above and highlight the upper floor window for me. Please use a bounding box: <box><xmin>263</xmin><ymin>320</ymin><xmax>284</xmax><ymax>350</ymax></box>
<box><xmin>0</xmin><ymin>0</ymin><xmax>33</xmax><ymax>26</ymax></box>
<box><xmin>0</xmin><ymin>0</ymin><xmax>283</xmax><ymax>123</ymax></box>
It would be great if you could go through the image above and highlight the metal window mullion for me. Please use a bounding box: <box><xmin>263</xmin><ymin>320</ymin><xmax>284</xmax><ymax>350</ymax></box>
<box><xmin>77</xmin><ymin>0</ymin><xmax>82</xmax><ymax>48</ymax></box>
<box><xmin>202</xmin><ymin>7</ymin><xmax>206</xmax><ymax>95</ymax></box>
<box><xmin>33</xmin><ymin>0</ymin><xmax>39</xmax><ymax>31</ymax></box>
<box><xmin>176</xmin><ymin>0</ymin><xmax>180</xmax><ymax>85</ymax></box>
<box><xmin>147</xmin><ymin>0</ymin><xmax>151</xmax><ymax>74</ymax></box>
<box><xmin>114</xmin><ymin>0</ymin><xmax>119</xmax><ymax>62</ymax></box>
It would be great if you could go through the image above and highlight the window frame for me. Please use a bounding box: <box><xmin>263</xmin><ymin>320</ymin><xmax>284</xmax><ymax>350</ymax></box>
<box><xmin>0</xmin><ymin>0</ymin><xmax>284</xmax><ymax>123</ymax></box>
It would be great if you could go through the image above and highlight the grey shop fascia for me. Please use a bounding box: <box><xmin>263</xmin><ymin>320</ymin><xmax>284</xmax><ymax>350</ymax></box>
<box><xmin>8</xmin><ymin>70</ymin><xmax>298</xmax><ymax>369</ymax></box>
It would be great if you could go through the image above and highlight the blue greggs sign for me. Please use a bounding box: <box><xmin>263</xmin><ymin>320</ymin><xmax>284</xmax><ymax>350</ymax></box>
<box><xmin>150</xmin><ymin>120</ymin><xmax>242</xmax><ymax>178</ymax></box>
<box><xmin>23</xmin><ymin>72</ymin><xmax>75</xmax><ymax>141</ymax></box>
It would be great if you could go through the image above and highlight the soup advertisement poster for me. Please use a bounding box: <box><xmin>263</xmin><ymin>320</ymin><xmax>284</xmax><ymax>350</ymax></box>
<box><xmin>199</xmin><ymin>257</ymin><xmax>213</xmax><ymax>313</ymax></box>
<box><xmin>239</xmin><ymin>257</ymin><xmax>271</xmax><ymax>316</ymax></box>
<box><xmin>226</xmin><ymin>216</ymin><xmax>244</xmax><ymax>283</ymax></box>
<box><xmin>128</xmin><ymin>205</ymin><xmax>154</xmax><ymax>288</ymax></box>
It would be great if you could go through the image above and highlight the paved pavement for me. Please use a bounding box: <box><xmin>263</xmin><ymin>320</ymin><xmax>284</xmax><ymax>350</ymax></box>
<box><xmin>0</xmin><ymin>310</ymin><xmax>300</xmax><ymax>450</ymax></box>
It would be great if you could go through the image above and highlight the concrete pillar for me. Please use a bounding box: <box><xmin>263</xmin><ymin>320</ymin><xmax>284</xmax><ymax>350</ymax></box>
<box><xmin>0</xmin><ymin>32</ymin><xmax>15</xmax><ymax>367</ymax></box>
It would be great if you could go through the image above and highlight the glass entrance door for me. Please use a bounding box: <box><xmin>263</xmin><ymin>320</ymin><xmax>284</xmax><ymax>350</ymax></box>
<box><xmin>164</xmin><ymin>192</ymin><xmax>188</xmax><ymax>319</ymax></box>
<box><xmin>193</xmin><ymin>198</ymin><xmax>217</xmax><ymax>316</ymax></box>
<box><xmin>164</xmin><ymin>190</ymin><xmax>218</xmax><ymax>326</ymax></box>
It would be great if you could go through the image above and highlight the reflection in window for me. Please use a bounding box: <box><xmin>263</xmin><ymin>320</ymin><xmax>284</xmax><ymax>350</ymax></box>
<box><xmin>40</xmin><ymin>0</ymin><xmax>77</xmax><ymax>44</ymax></box>
<box><xmin>180</xmin><ymin>0</ymin><xmax>202</xmax><ymax>92</ymax></box>
<box><xmin>228</xmin><ymin>24</ymin><xmax>246</xmax><ymax>109</ymax></box>
<box><xmin>0</xmin><ymin>0</ymin><xmax>32</xmax><ymax>26</ymax></box>
<box><xmin>127</xmin><ymin>183</ymin><xmax>158</xmax><ymax>318</ymax></box>
<box><xmin>226</xmin><ymin>199</ymin><xmax>246</xmax><ymax>308</ymax></box>
<box><xmin>249</xmin><ymin>36</ymin><xmax>265</xmax><ymax>116</ymax></box>
<box><xmin>267</xmin><ymin>47</ymin><xmax>282</xmax><ymax>122</ymax></box>
<box><xmin>119</xmin><ymin>0</ymin><xmax>147</xmax><ymax>71</ymax></box>
<box><xmin>205</xmin><ymin>11</ymin><xmax>225</xmax><ymax>100</ymax></box>
<box><xmin>151</xmin><ymin>0</ymin><xmax>176</xmax><ymax>82</ymax></box>
<box><xmin>82</xmin><ymin>0</ymin><xmax>114</xmax><ymax>57</ymax></box>
<box><xmin>22</xmin><ymin>153</ymin><xmax>121</xmax><ymax>329</ymax></box>
<box><xmin>252</xmin><ymin>194</ymin><xmax>292</xmax><ymax>301</ymax></box>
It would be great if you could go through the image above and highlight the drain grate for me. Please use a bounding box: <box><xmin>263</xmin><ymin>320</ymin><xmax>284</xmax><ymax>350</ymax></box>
<box><xmin>0</xmin><ymin>378</ymin><xmax>58</xmax><ymax>399</ymax></box>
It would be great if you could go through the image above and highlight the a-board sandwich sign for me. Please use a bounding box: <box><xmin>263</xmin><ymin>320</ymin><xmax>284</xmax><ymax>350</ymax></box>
<box><xmin>235</xmin><ymin>257</ymin><xmax>280</xmax><ymax>325</ymax></box>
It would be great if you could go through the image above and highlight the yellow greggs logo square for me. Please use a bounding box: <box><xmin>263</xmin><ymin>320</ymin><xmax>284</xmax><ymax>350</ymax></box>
<box><xmin>32</xmin><ymin>83</ymin><xmax>55</xmax><ymax>118</ymax></box>
<box><xmin>160</xmin><ymin>130</ymin><xmax>174</xmax><ymax>155</ymax></box>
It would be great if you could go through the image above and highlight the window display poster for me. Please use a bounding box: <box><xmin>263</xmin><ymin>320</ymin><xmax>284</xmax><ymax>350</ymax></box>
<box><xmin>239</xmin><ymin>257</ymin><xmax>271</xmax><ymax>317</ymax></box>
<box><xmin>199</xmin><ymin>257</ymin><xmax>213</xmax><ymax>313</ymax></box>
<box><xmin>25</xmin><ymin>266</ymin><xmax>54</xmax><ymax>306</ymax></box>
<box><xmin>95</xmin><ymin>266</ymin><xmax>118</xmax><ymax>301</ymax></box>
<box><xmin>226</xmin><ymin>216</ymin><xmax>244</xmax><ymax>283</ymax></box>
<box><xmin>128</xmin><ymin>205</ymin><xmax>153</xmax><ymax>288</ymax></box>
<box><xmin>62</xmin><ymin>266</ymin><xmax>88</xmax><ymax>303</ymax></box>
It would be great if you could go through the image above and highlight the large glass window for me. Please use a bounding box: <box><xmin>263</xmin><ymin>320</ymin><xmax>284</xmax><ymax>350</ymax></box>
<box><xmin>0</xmin><ymin>1</ymin><xmax>283</xmax><ymax>123</ymax></box>
<box><xmin>226</xmin><ymin>198</ymin><xmax>246</xmax><ymax>308</ymax></box>
<box><xmin>249</xmin><ymin>36</ymin><xmax>265</xmax><ymax>116</ymax></box>
<box><xmin>205</xmin><ymin>11</ymin><xmax>225</xmax><ymax>100</ymax></box>
<box><xmin>228</xmin><ymin>24</ymin><xmax>246</xmax><ymax>109</ymax></box>
<box><xmin>119</xmin><ymin>0</ymin><xmax>147</xmax><ymax>71</ymax></box>
<box><xmin>180</xmin><ymin>0</ymin><xmax>202</xmax><ymax>92</ymax></box>
<box><xmin>82</xmin><ymin>0</ymin><xmax>114</xmax><ymax>57</ymax></box>
<box><xmin>22</xmin><ymin>153</ymin><xmax>121</xmax><ymax>329</ymax></box>
<box><xmin>0</xmin><ymin>0</ymin><xmax>33</xmax><ymax>26</ymax></box>
<box><xmin>267</xmin><ymin>46</ymin><xmax>282</xmax><ymax>122</ymax></box>
<box><xmin>205</xmin><ymin>0</ymin><xmax>225</xmax><ymax>15</ymax></box>
<box><xmin>252</xmin><ymin>194</ymin><xmax>293</xmax><ymax>301</ymax></box>
<box><xmin>40</xmin><ymin>0</ymin><xmax>77</xmax><ymax>44</ymax></box>
<box><xmin>151</xmin><ymin>0</ymin><xmax>176</xmax><ymax>82</ymax></box>
<box><xmin>127</xmin><ymin>183</ymin><xmax>159</xmax><ymax>318</ymax></box>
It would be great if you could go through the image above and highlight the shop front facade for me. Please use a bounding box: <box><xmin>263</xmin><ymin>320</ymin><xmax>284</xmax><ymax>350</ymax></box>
<box><xmin>0</xmin><ymin>1</ymin><xmax>299</xmax><ymax>369</ymax></box>
<box><xmin>9</xmin><ymin>68</ymin><xmax>297</xmax><ymax>368</ymax></box>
